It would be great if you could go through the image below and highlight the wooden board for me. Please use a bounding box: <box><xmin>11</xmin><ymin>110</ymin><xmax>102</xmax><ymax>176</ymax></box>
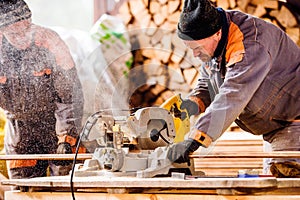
<box><xmin>5</xmin><ymin>191</ymin><xmax>300</xmax><ymax>200</ymax></box>
<box><xmin>3</xmin><ymin>176</ymin><xmax>300</xmax><ymax>200</ymax></box>
<box><xmin>2</xmin><ymin>176</ymin><xmax>278</xmax><ymax>189</ymax></box>
<box><xmin>0</xmin><ymin>151</ymin><xmax>300</xmax><ymax>160</ymax></box>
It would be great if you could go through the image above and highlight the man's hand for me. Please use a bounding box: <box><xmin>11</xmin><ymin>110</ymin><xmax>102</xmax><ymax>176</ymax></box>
<box><xmin>57</xmin><ymin>142</ymin><xmax>72</xmax><ymax>154</ymax></box>
<box><xmin>180</xmin><ymin>99</ymin><xmax>199</xmax><ymax>117</ymax></box>
<box><xmin>53</xmin><ymin>142</ymin><xmax>73</xmax><ymax>166</ymax></box>
<box><xmin>167</xmin><ymin>138</ymin><xmax>201</xmax><ymax>164</ymax></box>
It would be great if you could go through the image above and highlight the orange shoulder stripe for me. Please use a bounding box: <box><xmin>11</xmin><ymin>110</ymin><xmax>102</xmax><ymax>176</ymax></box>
<box><xmin>226</xmin><ymin>22</ymin><xmax>245</xmax><ymax>67</ymax></box>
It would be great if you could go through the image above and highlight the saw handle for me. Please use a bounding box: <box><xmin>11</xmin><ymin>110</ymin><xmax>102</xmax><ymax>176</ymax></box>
<box><xmin>160</xmin><ymin>94</ymin><xmax>190</xmax><ymax>143</ymax></box>
<box><xmin>160</xmin><ymin>94</ymin><xmax>183</xmax><ymax>110</ymax></box>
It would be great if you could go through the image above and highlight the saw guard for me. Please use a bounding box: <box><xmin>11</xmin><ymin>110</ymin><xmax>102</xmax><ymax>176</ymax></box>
<box><xmin>127</xmin><ymin>107</ymin><xmax>176</xmax><ymax>149</ymax></box>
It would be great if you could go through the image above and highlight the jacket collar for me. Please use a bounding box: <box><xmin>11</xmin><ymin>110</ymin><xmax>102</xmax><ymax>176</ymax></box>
<box><xmin>213</xmin><ymin>8</ymin><xmax>229</xmax><ymax>60</ymax></box>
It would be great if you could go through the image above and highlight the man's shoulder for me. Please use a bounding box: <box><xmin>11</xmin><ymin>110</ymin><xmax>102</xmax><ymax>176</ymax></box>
<box><xmin>31</xmin><ymin>24</ymin><xmax>60</xmax><ymax>40</ymax></box>
<box><xmin>226</xmin><ymin>9</ymin><xmax>254</xmax><ymax>20</ymax></box>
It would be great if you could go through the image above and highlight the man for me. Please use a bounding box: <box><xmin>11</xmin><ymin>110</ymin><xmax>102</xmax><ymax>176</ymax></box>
<box><xmin>0</xmin><ymin>0</ymin><xmax>84</xmax><ymax>178</ymax></box>
<box><xmin>167</xmin><ymin>0</ymin><xmax>300</xmax><ymax>177</ymax></box>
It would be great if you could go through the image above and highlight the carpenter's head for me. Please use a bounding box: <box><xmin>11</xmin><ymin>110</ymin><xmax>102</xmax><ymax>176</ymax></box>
<box><xmin>0</xmin><ymin>0</ymin><xmax>32</xmax><ymax>28</ymax></box>
<box><xmin>177</xmin><ymin>0</ymin><xmax>222</xmax><ymax>62</ymax></box>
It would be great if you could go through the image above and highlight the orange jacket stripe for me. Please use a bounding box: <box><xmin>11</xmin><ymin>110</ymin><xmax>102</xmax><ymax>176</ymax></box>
<box><xmin>226</xmin><ymin>22</ymin><xmax>245</xmax><ymax>67</ymax></box>
<box><xmin>9</xmin><ymin>159</ymin><xmax>37</xmax><ymax>169</ymax></box>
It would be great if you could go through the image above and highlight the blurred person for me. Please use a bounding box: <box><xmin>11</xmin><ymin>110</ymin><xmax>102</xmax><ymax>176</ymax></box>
<box><xmin>167</xmin><ymin>0</ymin><xmax>300</xmax><ymax>177</ymax></box>
<box><xmin>0</xmin><ymin>0</ymin><xmax>83</xmax><ymax>179</ymax></box>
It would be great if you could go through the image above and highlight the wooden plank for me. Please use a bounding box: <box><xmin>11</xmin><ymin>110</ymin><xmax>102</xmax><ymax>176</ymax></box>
<box><xmin>0</xmin><ymin>151</ymin><xmax>300</xmax><ymax>161</ymax></box>
<box><xmin>3</xmin><ymin>176</ymin><xmax>300</xmax><ymax>199</ymax></box>
<box><xmin>2</xmin><ymin>176</ymin><xmax>279</xmax><ymax>189</ymax></box>
<box><xmin>5</xmin><ymin>191</ymin><xmax>300</xmax><ymax>200</ymax></box>
<box><xmin>195</xmin><ymin>158</ymin><xmax>263</xmax><ymax>162</ymax></box>
<box><xmin>213</xmin><ymin>140</ymin><xmax>263</xmax><ymax>146</ymax></box>
<box><xmin>191</xmin><ymin>151</ymin><xmax>300</xmax><ymax>158</ymax></box>
<box><xmin>0</xmin><ymin>154</ymin><xmax>92</xmax><ymax>160</ymax></box>
<box><xmin>197</xmin><ymin>169</ymin><xmax>263</xmax><ymax>176</ymax></box>
<box><xmin>196</xmin><ymin>164</ymin><xmax>263</xmax><ymax>169</ymax></box>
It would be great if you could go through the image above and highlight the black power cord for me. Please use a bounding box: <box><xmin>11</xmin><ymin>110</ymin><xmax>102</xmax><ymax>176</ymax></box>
<box><xmin>69</xmin><ymin>108</ymin><xmax>132</xmax><ymax>200</ymax></box>
<box><xmin>70</xmin><ymin>111</ymin><xmax>102</xmax><ymax>200</ymax></box>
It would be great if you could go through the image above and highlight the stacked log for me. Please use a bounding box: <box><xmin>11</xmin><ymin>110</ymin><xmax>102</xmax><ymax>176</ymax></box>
<box><xmin>116</xmin><ymin>0</ymin><xmax>299</xmax><ymax>109</ymax></box>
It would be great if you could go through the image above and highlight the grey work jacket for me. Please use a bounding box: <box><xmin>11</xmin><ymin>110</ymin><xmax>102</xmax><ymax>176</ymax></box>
<box><xmin>191</xmin><ymin>10</ymin><xmax>300</xmax><ymax>141</ymax></box>
<box><xmin>0</xmin><ymin>24</ymin><xmax>83</xmax><ymax>158</ymax></box>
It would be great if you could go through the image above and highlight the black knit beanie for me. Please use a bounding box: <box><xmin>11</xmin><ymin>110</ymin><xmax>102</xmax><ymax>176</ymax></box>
<box><xmin>0</xmin><ymin>0</ymin><xmax>32</xmax><ymax>28</ymax></box>
<box><xmin>177</xmin><ymin>0</ymin><xmax>222</xmax><ymax>40</ymax></box>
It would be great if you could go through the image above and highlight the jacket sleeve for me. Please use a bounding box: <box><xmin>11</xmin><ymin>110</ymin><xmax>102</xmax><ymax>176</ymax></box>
<box><xmin>188</xmin><ymin>64</ymin><xmax>212</xmax><ymax>110</ymax></box>
<box><xmin>193</xmin><ymin>41</ymin><xmax>272</xmax><ymax>141</ymax></box>
<box><xmin>36</xmin><ymin>28</ymin><xmax>84</xmax><ymax>138</ymax></box>
<box><xmin>53</xmin><ymin>67</ymin><xmax>84</xmax><ymax>138</ymax></box>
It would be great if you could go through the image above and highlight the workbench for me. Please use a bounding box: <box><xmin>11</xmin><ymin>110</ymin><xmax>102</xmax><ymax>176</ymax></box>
<box><xmin>3</xmin><ymin>175</ymin><xmax>300</xmax><ymax>200</ymax></box>
<box><xmin>1</xmin><ymin>132</ymin><xmax>300</xmax><ymax>200</ymax></box>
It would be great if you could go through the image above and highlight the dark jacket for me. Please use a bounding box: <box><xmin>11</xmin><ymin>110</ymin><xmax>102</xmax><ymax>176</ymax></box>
<box><xmin>191</xmin><ymin>10</ymin><xmax>300</xmax><ymax>141</ymax></box>
<box><xmin>0</xmin><ymin>23</ymin><xmax>83</xmax><ymax>168</ymax></box>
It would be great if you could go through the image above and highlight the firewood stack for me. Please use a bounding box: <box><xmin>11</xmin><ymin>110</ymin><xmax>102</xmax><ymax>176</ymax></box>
<box><xmin>116</xmin><ymin>0</ymin><xmax>300</xmax><ymax>109</ymax></box>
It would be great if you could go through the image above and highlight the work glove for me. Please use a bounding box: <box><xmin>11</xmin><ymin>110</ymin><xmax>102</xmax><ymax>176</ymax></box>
<box><xmin>53</xmin><ymin>142</ymin><xmax>73</xmax><ymax>166</ymax></box>
<box><xmin>180</xmin><ymin>98</ymin><xmax>200</xmax><ymax>117</ymax></box>
<box><xmin>167</xmin><ymin>138</ymin><xmax>201</xmax><ymax>164</ymax></box>
<box><xmin>57</xmin><ymin>142</ymin><xmax>73</xmax><ymax>154</ymax></box>
<box><xmin>53</xmin><ymin>134</ymin><xmax>77</xmax><ymax>166</ymax></box>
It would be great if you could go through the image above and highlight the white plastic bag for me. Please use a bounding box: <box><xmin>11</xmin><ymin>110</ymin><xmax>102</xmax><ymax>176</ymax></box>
<box><xmin>91</xmin><ymin>14</ymin><xmax>133</xmax><ymax>115</ymax></box>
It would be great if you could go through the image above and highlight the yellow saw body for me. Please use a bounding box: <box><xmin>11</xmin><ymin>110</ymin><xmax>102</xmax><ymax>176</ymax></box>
<box><xmin>160</xmin><ymin>94</ymin><xmax>190</xmax><ymax>143</ymax></box>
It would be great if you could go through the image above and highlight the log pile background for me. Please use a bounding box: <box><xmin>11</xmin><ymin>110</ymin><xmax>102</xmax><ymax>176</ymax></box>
<box><xmin>114</xmin><ymin>0</ymin><xmax>300</xmax><ymax>109</ymax></box>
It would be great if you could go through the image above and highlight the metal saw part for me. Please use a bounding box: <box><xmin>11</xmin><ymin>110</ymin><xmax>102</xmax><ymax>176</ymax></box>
<box><xmin>74</xmin><ymin>146</ymin><xmax>202</xmax><ymax>178</ymax></box>
<box><xmin>74</xmin><ymin>105</ymin><xmax>196</xmax><ymax>178</ymax></box>
<box><xmin>137</xmin><ymin>119</ymin><xmax>171</xmax><ymax>149</ymax></box>
<box><xmin>127</xmin><ymin>107</ymin><xmax>176</xmax><ymax>149</ymax></box>
<box><xmin>93</xmin><ymin>147</ymin><xmax>125</xmax><ymax>171</ymax></box>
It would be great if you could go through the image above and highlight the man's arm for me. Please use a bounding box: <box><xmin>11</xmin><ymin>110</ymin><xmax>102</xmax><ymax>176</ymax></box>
<box><xmin>182</xmin><ymin>64</ymin><xmax>212</xmax><ymax>115</ymax></box>
<box><xmin>193</xmin><ymin>42</ymin><xmax>272</xmax><ymax>141</ymax></box>
<box><xmin>36</xmin><ymin>27</ymin><xmax>84</xmax><ymax>142</ymax></box>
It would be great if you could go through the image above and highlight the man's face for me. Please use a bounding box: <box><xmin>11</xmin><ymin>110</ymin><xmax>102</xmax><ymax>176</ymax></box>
<box><xmin>183</xmin><ymin>30</ymin><xmax>221</xmax><ymax>62</ymax></box>
<box><xmin>1</xmin><ymin>19</ymin><xmax>31</xmax><ymax>34</ymax></box>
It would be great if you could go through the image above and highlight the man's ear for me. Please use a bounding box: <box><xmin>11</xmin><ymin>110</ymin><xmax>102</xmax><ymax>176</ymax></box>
<box><xmin>216</xmin><ymin>29</ymin><xmax>222</xmax><ymax>37</ymax></box>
